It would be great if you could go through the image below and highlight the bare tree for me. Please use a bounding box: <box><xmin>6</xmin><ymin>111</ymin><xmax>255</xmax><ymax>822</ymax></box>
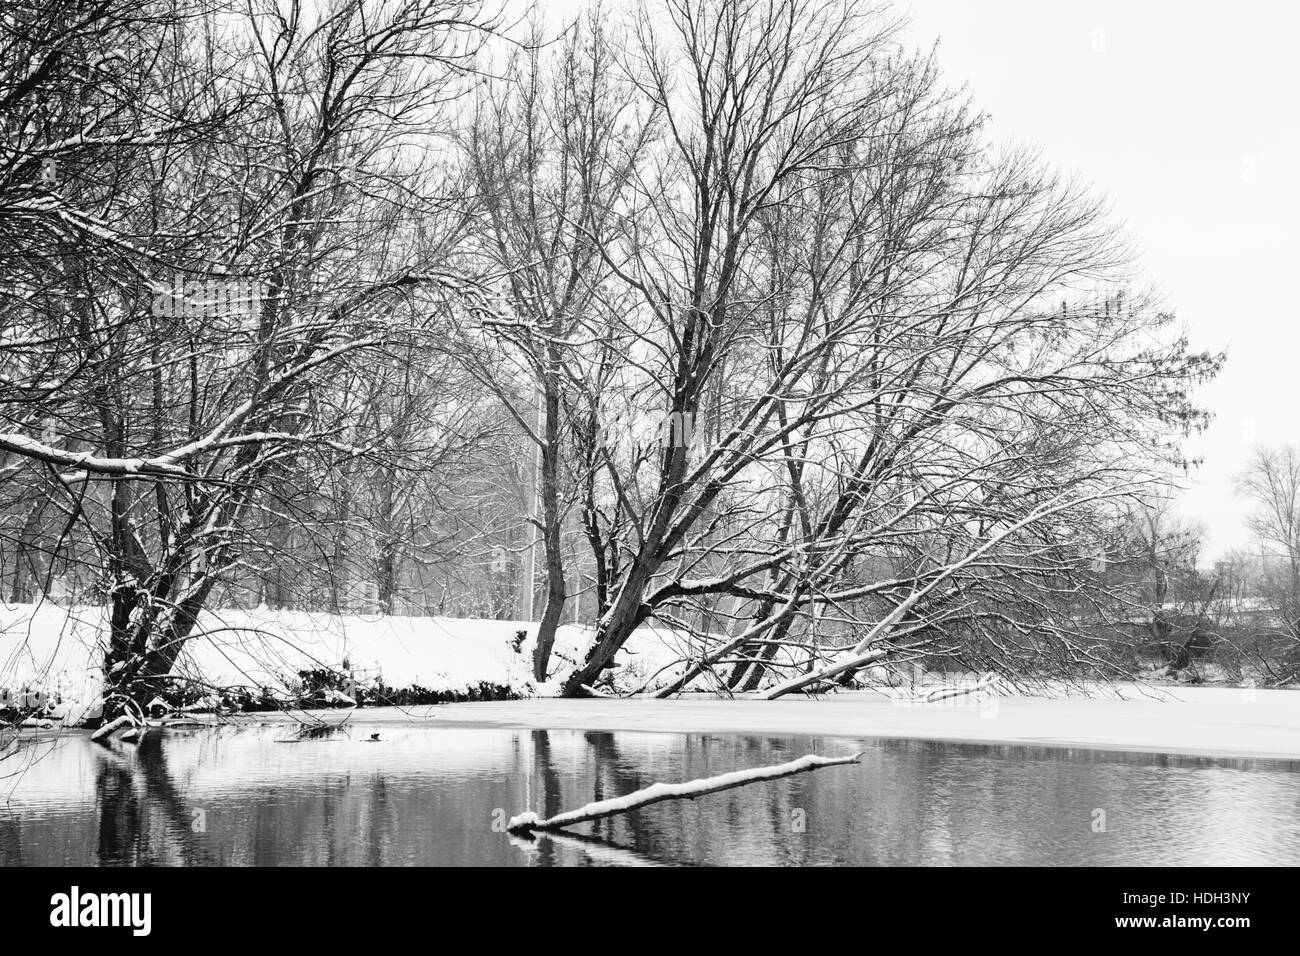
<box><xmin>1</xmin><ymin>0</ymin><xmax>498</xmax><ymax>713</ymax></box>
<box><xmin>1235</xmin><ymin>446</ymin><xmax>1300</xmax><ymax>678</ymax></box>
<box><xmin>460</xmin><ymin>7</ymin><xmax>654</xmax><ymax>679</ymax></box>
<box><xmin>532</xmin><ymin>0</ymin><xmax>1220</xmax><ymax>697</ymax></box>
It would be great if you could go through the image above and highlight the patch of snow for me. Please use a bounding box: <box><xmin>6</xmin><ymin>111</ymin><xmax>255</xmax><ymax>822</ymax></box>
<box><xmin>0</xmin><ymin>602</ymin><xmax>712</xmax><ymax>706</ymax></box>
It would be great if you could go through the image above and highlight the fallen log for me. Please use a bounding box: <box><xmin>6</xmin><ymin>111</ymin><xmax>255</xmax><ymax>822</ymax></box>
<box><xmin>507</xmin><ymin>751</ymin><xmax>862</xmax><ymax>833</ymax></box>
<box><xmin>761</xmin><ymin>646</ymin><xmax>890</xmax><ymax>699</ymax></box>
<box><xmin>916</xmin><ymin>672</ymin><xmax>1000</xmax><ymax>703</ymax></box>
<box><xmin>89</xmin><ymin>714</ymin><xmax>133</xmax><ymax>744</ymax></box>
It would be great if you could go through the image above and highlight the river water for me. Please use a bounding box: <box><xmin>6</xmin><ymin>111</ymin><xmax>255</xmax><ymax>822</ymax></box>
<box><xmin>2</xmin><ymin>714</ymin><xmax>1298</xmax><ymax>865</ymax></box>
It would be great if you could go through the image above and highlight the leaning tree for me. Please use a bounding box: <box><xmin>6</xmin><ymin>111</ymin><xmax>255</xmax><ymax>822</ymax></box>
<box><xmin>509</xmin><ymin>0</ymin><xmax>1223</xmax><ymax>697</ymax></box>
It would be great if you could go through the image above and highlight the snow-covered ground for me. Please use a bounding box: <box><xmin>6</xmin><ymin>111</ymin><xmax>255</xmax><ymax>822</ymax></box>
<box><xmin>5</xmin><ymin>603</ymin><xmax>1297</xmax><ymax>760</ymax></box>
<box><xmin>0</xmin><ymin>601</ymin><xmax>707</xmax><ymax>705</ymax></box>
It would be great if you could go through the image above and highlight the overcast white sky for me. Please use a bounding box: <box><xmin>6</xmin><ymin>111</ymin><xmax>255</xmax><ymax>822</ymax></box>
<box><xmin>897</xmin><ymin>1</ymin><xmax>1300</xmax><ymax>562</ymax></box>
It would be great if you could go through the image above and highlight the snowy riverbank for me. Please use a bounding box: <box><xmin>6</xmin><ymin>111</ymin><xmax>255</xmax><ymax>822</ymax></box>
<box><xmin>0</xmin><ymin>601</ymin><xmax>704</xmax><ymax>706</ymax></box>
<box><xmin>5</xmin><ymin>603</ymin><xmax>1297</xmax><ymax>760</ymax></box>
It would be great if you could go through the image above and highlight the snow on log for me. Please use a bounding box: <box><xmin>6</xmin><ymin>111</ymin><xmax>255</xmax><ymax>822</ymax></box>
<box><xmin>89</xmin><ymin>714</ymin><xmax>133</xmax><ymax>743</ymax></box>
<box><xmin>506</xmin><ymin>752</ymin><xmax>862</xmax><ymax>832</ymax></box>
<box><xmin>760</xmin><ymin>646</ymin><xmax>890</xmax><ymax>700</ymax></box>
<box><xmin>916</xmin><ymin>672</ymin><xmax>1000</xmax><ymax>703</ymax></box>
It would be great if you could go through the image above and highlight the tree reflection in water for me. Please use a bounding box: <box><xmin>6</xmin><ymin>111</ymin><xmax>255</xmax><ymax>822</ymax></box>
<box><xmin>2</xmin><ymin>724</ymin><xmax>1297</xmax><ymax>866</ymax></box>
<box><xmin>516</xmin><ymin>729</ymin><xmax>669</xmax><ymax>866</ymax></box>
<box><xmin>94</xmin><ymin>730</ymin><xmax>211</xmax><ymax>866</ymax></box>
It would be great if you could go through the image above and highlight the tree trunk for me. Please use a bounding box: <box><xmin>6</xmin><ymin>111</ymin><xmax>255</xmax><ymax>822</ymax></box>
<box><xmin>532</xmin><ymin>373</ymin><xmax>567</xmax><ymax>681</ymax></box>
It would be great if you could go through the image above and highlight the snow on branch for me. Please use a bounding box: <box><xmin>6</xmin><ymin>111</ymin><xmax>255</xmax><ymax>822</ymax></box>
<box><xmin>913</xmin><ymin>672</ymin><xmax>1002</xmax><ymax>704</ymax></box>
<box><xmin>762</xmin><ymin>488</ymin><xmax>1134</xmax><ymax>699</ymax></box>
<box><xmin>506</xmin><ymin>752</ymin><xmax>862</xmax><ymax>832</ymax></box>
<box><xmin>0</xmin><ymin>432</ymin><xmax>196</xmax><ymax>479</ymax></box>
